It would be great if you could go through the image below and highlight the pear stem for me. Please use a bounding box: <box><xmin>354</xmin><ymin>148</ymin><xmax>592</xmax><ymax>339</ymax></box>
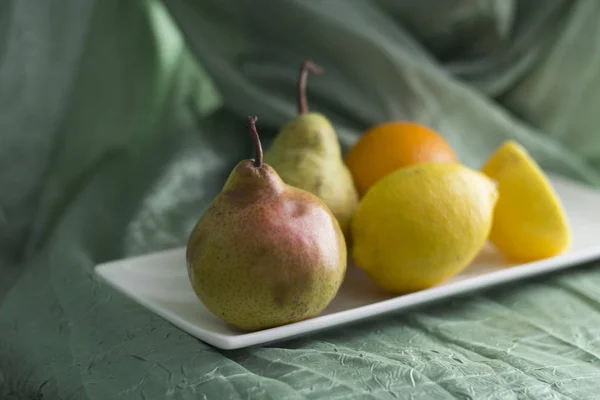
<box><xmin>297</xmin><ymin>60</ymin><xmax>323</xmax><ymax>115</ymax></box>
<box><xmin>248</xmin><ymin>116</ymin><xmax>263</xmax><ymax>168</ymax></box>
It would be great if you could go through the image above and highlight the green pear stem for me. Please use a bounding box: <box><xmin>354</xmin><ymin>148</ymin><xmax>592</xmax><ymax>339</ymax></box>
<box><xmin>248</xmin><ymin>116</ymin><xmax>263</xmax><ymax>168</ymax></box>
<box><xmin>298</xmin><ymin>60</ymin><xmax>323</xmax><ymax>115</ymax></box>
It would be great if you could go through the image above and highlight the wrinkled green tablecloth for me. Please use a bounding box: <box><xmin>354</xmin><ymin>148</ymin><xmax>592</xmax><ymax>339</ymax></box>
<box><xmin>3</xmin><ymin>0</ymin><xmax>600</xmax><ymax>398</ymax></box>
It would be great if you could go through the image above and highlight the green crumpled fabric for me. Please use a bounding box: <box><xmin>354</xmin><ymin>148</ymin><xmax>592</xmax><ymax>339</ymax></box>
<box><xmin>3</xmin><ymin>0</ymin><xmax>600</xmax><ymax>398</ymax></box>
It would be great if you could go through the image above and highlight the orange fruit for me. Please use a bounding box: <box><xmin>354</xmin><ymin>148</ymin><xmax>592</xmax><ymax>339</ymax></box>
<box><xmin>344</xmin><ymin>121</ymin><xmax>459</xmax><ymax>196</ymax></box>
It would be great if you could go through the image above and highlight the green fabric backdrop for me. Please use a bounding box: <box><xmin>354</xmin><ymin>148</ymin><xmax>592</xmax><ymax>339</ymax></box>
<box><xmin>2</xmin><ymin>0</ymin><xmax>600</xmax><ymax>398</ymax></box>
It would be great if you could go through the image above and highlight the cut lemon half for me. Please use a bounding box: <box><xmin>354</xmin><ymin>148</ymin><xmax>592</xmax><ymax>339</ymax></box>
<box><xmin>481</xmin><ymin>141</ymin><xmax>571</xmax><ymax>262</ymax></box>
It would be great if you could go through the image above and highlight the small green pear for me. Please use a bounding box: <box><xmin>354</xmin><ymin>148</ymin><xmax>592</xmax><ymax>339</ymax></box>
<box><xmin>186</xmin><ymin>116</ymin><xmax>347</xmax><ymax>332</ymax></box>
<box><xmin>264</xmin><ymin>60</ymin><xmax>359</xmax><ymax>239</ymax></box>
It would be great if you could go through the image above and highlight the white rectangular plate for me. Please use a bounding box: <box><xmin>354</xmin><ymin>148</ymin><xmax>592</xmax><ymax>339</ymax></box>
<box><xmin>95</xmin><ymin>174</ymin><xmax>600</xmax><ymax>350</ymax></box>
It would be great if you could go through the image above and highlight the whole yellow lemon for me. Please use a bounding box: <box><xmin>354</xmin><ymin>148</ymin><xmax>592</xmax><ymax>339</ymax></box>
<box><xmin>351</xmin><ymin>162</ymin><xmax>498</xmax><ymax>293</ymax></box>
<box><xmin>481</xmin><ymin>140</ymin><xmax>571</xmax><ymax>262</ymax></box>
